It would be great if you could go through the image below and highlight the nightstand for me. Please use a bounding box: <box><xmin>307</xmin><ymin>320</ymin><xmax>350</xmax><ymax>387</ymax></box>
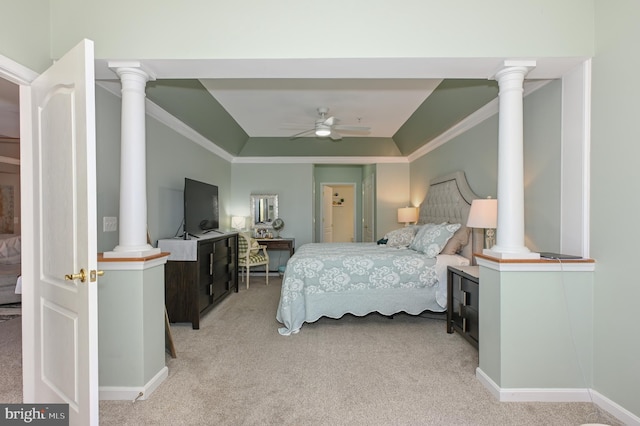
<box><xmin>446</xmin><ymin>265</ymin><xmax>479</xmax><ymax>349</ymax></box>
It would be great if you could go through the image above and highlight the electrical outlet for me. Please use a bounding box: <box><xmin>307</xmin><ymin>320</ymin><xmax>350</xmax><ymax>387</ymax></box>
<box><xmin>103</xmin><ymin>216</ymin><xmax>118</xmax><ymax>232</ymax></box>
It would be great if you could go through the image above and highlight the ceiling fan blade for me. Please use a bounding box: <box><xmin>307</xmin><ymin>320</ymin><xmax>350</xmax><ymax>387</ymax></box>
<box><xmin>329</xmin><ymin>131</ymin><xmax>342</xmax><ymax>141</ymax></box>
<box><xmin>323</xmin><ymin>116</ymin><xmax>336</xmax><ymax>126</ymax></box>
<box><xmin>289</xmin><ymin>128</ymin><xmax>315</xmax><ymax>140</ymax></box>
<box><xmin>280</xmin><ymin>123</ymin><xmax>313</xmax><ymax>130</ymax></box>
<box><xmin>334</xmin><ymin>125</ymin><xmax>370</xmax><ymax>132</ymax></box>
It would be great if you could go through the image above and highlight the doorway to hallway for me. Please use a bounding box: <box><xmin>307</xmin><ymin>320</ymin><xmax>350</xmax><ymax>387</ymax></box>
<box><xmin>320</xmin><ymin>183</ymin><xmax>355</xmax><ymax>243</ymax></box>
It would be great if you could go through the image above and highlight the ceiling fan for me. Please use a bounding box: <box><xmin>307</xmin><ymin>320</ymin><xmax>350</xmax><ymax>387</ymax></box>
<box><xmin>289</xmin><ymin>107</ymin><xmax>370</xmax><ymax>141</ymax></box>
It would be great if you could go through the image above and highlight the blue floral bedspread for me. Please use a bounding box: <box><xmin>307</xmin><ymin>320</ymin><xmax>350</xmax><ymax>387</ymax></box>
<box><xmin>276</xmin><ymin>242</ymin><xmax>440</xmax><ymax>335</ymax></box>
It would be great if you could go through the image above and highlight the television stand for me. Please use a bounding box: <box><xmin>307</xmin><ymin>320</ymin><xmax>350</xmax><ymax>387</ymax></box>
<box><xmin>203</xmin><ymin>229</ymin><xmax>224</xmax><ymax>234</ymax></box>
<box><xmin>181</xmin><ymin>232</ymin><xmax>200</xmax><ymax>240</ymax></box>
<box><xmin>160</xmin><ymin>233</ymin><xmax>239</xmax><ymax>329</ymax></box>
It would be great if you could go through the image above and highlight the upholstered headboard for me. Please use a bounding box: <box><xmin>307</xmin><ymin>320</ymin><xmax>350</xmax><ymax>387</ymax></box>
<box><xmin>418</xmin><ymin>171</ymin><xmax>483</xmax><ymax>263</ymax></box>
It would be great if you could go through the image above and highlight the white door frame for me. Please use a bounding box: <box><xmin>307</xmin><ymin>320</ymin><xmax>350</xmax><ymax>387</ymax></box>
<box><xmin>0</xmin><ymin>53</ymin><xmax>38</xmax><ymax>399</ymax></box>
<box><xmin>320</xmin><ymin>182</ymin><xmax>357</xmax><ymax>242</ymax></box>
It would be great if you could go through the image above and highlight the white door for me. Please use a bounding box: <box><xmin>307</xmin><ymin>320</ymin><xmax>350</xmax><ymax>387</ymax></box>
<box><xmin>322</xmin><ymin>185</ymin><xmax>333</xmax><ymax>242</ymax></box>
<box><xmin>329</xmin><ymin>184</ymin><xmax>355</xmax><ymax>243</ymax></box>
<box><xmin>21</xmin><ymin>39</ymin><xmax>99</xmax><ymax>426</ymax></box>
<box><xmin>362</xmin><ymin>173</ymin><xmax>375</xmax><ymax>242</ymax></box>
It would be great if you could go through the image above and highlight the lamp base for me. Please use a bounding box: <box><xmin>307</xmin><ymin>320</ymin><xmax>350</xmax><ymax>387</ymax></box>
<box><xmin>484</xmin><ymin>228</ymin><xmax>495</xmax><ymax>249</ymax></box>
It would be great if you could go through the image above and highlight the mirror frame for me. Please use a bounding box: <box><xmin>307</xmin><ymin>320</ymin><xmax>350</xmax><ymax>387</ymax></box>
<box><xmin>250</xmin><ymin>194</ymin><xmax>278</xmax><ymax>229</ymax></box>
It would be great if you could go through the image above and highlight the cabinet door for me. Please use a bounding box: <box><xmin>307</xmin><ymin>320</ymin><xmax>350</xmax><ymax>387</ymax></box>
<box><xmin>450</xmin><ymin>273</ymin><xmax>465</xmax><ymax>330</ymax></box>
<box><xmin>461</xmin><ymin>277</ymin><xmax>479</xmax><ymax>343</ymax></box>
<box><xmin>164</xmin><ymin>261</ymin><xmax>198</xmax><ymax>323</ymax></box>
<box><xmin>197</xmin><ymin>242</ymin><xmax>214</xmax><ymax>311</ymax></box>
<box><xmin>229</xmin><ymin>235</ymin><xmax>238</xmax><ymax>292</ymax></box>
<box><xmin>211</xmin><ymin>238</ymin><xmax>231</xmax><ymax>302</ymax></box>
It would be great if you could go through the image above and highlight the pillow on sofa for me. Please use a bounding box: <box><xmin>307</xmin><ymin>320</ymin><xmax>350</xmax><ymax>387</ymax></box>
<box><xmin>409</xmin><ymin>223</ymin><xmax>461</xmax><ymax>258</ymax></box>
<box><xmin>0</xmin><ymin>235</ymin><xmax>21</xmax><ymax>265</ymax></box>
<box><xmin>440</xmin><ymin>225</ymin><xmax>470</xmax><ymax>255</ymax></box>
<box><xmin>384</xmin><ymin>227</ymin><xmax>419</xmax><ymax>248</ymax></box>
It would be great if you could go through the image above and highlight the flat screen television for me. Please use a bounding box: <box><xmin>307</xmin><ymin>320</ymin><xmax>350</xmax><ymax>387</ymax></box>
<box><xmin>183</xmin><ymin>178</ymin><xmax>219</xmax><ymax>237</ymax></box>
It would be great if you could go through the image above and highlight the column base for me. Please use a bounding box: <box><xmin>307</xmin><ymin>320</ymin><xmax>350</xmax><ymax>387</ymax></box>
<box><xmin>482</xmin><ymin>248</ymin><xmax>540</xmax><ymax>260</ymax></box>
<box><xmin>103</xmin><ymin>245</ymin><xmax>161</xmax><ymax>258</ymax></box>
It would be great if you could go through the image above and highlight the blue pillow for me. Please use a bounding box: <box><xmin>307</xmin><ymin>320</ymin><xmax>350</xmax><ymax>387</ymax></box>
<box><xmin>409</xmin><ymin>223</ymin><xmax>462</xmax><ymax>257</ymax></box>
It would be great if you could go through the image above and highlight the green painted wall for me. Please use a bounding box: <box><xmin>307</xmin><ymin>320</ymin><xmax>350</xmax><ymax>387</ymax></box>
<box><xmin>591</xmin><ymin>0</ymin><xmax>640</xmax><ymax>416</ymax></box>
<box><xmin>523</xmin><ymin>80</ymin><xmax>562</xmax><ymax>253</ymax></box>
<box><xmin>376</xmin><ymin>163</ymin><xmax>411</xmax><ymax>239</ymax></box>
<box><xmin>96</xmin><ymin>85</ymin><xmax>232</xmax><ymax>252</ymax></box>
<box><xmin>0</xmin><ymin>0</ymin><xmax>52</xmax><ymax>73</ymax></box>
<box><xmin>146</xmin><ymin>80</ymin><xmax>247</xmax><ymax>156</ymax></box>
<box><xmin>409</xmin><ymin>81</ymin><xmax>562</xmax><ymax>254</ymax></box>
<box><xmin>98</xmin><ymin>266</ymin><xmax>166</xmax><ymax>387</ymax></box>
<box><xmin>230</xmin><ymin>163</ymin><xmax>314</xmax><ymax>258</ymax></box>
<box><xmin>479</xmin><ymin>267</ymin><xmax>593</xmax><ymax>389</ymax></box>
<box><xmin>48</xmin><ymin>1</ymin><xmax>594</xmax><ymax>61</ymax></box>
<box><xmin>394</xmin><ymin>80</ymin><xmax>499</xmax><ymax>155</ymax></box>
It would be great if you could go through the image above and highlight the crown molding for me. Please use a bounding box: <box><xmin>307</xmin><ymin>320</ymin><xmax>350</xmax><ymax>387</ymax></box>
<box><xmin>232</xmin><ymin>156</ymin><xmax>408</xmax><ymax>164</ymax></box>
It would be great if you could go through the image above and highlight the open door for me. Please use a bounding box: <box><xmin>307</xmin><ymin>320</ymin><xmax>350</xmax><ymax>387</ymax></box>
<box><xmin>362</xmin><ymin>173</ymin><xmax>375</xmax><ymax>242</ymax></box>
<box><xmin>21</xmin><ymin>39</ymin><xmax>99</xmax><ymax>425</ymax></box>
<box><xmin>322</xmin><ymin>185</ymin><xmax>333</xmax><ymax>242</ymax></box>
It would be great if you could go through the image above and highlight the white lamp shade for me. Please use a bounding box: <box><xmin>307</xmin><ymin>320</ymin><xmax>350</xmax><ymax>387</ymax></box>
<box><xmin>466</xmin><ymin>199</ymin><xmax>497</xmax><ymax>228</ymax></box>
<box><xmin>231</xmin><ymin>216</ymin><xmax>246</xmax><ymax>230</ymax></box>
<box><xmin>397</xmin><ymin>207</ymin><xmax>418</xmax><ymax>224</ymax></box>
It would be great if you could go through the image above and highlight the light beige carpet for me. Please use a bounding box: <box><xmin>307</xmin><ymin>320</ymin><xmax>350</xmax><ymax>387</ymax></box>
<box><xmin>99</xmin><ymin>277</ymin><xmax>617</xmax><ymax>426</ymax></box>
<box><xmin>0</xmin><ymin>278</ymin><xmax>619</xmax><ymax>425</ymax></box>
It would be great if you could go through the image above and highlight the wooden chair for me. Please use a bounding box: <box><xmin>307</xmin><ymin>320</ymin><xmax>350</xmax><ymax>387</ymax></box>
<box><xmin>238</xmin><ymin>232</ymin><xmax>269</xmax><ymax>289</ymax></box>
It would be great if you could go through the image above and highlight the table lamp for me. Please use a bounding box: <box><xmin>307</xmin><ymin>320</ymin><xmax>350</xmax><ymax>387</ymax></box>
<box><xmin>231</xmin><ymin>216</ymin><xmax>246</xmax><ymax>230</ymax></box>
<box><xmin>466</xmin><ymin>198</ymin><xmax>497</xmax><ymax>248</ymax></box>
<box><xmin>397</xmin><ymin>207</ymin><xmax>418</xmax><ymax>227</ymax></box>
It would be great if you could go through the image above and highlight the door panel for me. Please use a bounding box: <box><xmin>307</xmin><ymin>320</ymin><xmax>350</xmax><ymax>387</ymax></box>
<box><xmin>362</xmin><ymin>173</ymin><xmax>375</xmax><ymax>242</ymax></box>
<box><xmin>23</xmin><ymin>39</ymin><xmax>98</xmax><ymax>425</ymax></box>
<box><xmin>322</xmin><ymin>185</ymin><xmax>333</xmax><ymax>242</ymax></box>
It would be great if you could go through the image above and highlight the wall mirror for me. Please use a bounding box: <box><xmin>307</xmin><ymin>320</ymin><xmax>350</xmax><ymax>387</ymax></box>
<box><xmin>250</xmin><ymin>194</ymin><xmax>278</xmax><ymax>228</ymax></box>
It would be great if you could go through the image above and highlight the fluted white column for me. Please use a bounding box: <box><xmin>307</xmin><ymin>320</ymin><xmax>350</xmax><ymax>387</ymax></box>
<box><xmin>484</xmin><ymin>62</ymin><xmax>539</xmax><ymax>260</ymax></box>
<box><xmin>104</xmin><ymin>63</ymin><xmax>160</xmax><ymax>258</ymax></box>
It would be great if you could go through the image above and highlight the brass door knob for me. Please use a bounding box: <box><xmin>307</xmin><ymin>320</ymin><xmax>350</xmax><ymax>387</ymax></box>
<box><xmin>65</xmin><ymin>269</ymin><xmax>87</xmax><ymax>282</ymax></box>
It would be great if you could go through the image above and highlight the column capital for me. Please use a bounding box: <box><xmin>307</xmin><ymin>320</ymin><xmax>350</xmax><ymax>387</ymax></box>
<box><xmin>492</xmin><ymin>60</ymin><xmax>536</xmax><ymax>81</ymax></box>
<box><xmin>107</xmin><ymin>61</ymin><xmax>156</xmax><ymax>82</ymax></box>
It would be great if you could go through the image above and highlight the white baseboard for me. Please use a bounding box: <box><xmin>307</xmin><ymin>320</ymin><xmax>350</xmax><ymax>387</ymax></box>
<box><xmin>476</xmin><ymin>368</ymin><xmax>640</xmax><ymax>425</ymax></box>
<box><xmin>590</xmin><ymin>389</ymin><xmax>640</xmax><ymax>426</ymax></box>
<box><xmin>99</xmin><ymin>366</ymin><xmax>168</xmax><ymax>401</ymax></box>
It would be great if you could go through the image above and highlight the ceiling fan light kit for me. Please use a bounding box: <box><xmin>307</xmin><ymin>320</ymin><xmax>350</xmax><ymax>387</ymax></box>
<box><xmin>315</xmin><ymin>125</ymin><xmax>331</xmax><ymax>137</ymax></box>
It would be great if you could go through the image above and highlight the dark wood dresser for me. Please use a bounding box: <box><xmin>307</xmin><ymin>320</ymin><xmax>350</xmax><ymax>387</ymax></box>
<box><xmin>160</xmin><ymin>233</ymin><xmax>238</xmax><ymax>329</ymax></box>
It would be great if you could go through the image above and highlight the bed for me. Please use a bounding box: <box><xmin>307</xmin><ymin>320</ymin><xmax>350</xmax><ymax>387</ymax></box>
<box><xmin>276</xmin><ymin>171</ymin><xmax>482</xmax><ymax>335</ymax></box>
<box><xmin>0</xmin><ymin>235</ymin><xmax>21</xmax><ymax>305</ymax></box>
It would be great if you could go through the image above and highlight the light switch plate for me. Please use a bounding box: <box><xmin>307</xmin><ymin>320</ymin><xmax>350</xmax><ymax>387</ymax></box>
<box><xmin>103</xmin><ymin>216</ymin><xmax>117</xmax><ymax>232</ymax></box>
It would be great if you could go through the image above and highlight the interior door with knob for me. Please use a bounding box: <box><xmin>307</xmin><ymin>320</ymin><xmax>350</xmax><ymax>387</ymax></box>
<box><xmin>362</xmin><ymin>173</ymin><xmax>375</xmax><ymax>242</ymax></box>
<box><xmin>21</xmin><ymin>39</ymin><xmax>99</xmax><ymax>425</ymax></box>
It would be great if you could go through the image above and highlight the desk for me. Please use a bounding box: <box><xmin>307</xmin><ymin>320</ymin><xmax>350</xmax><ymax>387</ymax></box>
<box><xmin>255</xmin><ymin>238</ymin><xmax>295</xmax><ymax>272</ymax></box>
<box><xmin>255</xmin><ymin>238</ymin><xmax>295</xmax><ymax>256</ymax></box>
